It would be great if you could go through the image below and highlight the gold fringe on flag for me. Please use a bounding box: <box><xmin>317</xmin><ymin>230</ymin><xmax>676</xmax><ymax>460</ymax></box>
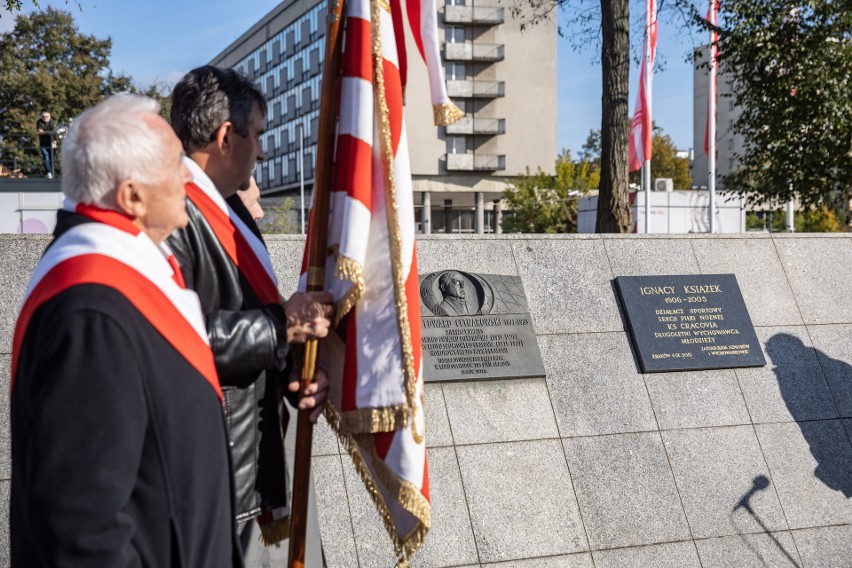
<box><xmin>433</xmin><ymin>102</ymin><xmax>464</xmax><ymax>126</ymax></box>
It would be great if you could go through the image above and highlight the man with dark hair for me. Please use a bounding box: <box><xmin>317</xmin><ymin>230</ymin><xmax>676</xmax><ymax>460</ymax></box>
<box><xmin>36</xmin><ymin>110</ymin><xmax>55</xmax><ymax>178</ymax></box>
<box><xmin>168</xmin><ymin>65</ymin><xmax>331</xmax><ymax>566</ymax></box>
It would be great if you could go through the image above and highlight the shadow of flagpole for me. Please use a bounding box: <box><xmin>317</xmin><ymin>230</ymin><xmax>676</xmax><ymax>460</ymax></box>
<box><xmin>733</xmin><ymin>475</ymin><xmax>801</xmax><ymax>568</ymax></box>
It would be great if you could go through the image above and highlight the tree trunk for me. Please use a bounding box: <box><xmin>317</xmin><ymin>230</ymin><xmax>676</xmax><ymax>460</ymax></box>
<box><xmin>596</xmin><ymin>0</ymin><xmax>632</xmax><ymax>233</ymax></box>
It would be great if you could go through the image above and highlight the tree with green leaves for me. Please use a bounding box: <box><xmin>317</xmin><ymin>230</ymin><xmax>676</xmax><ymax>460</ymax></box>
<box><xmin>0</xmin><ymin>8</ymin><xmax>132</xmax><ymax>174</ymax></box>
<box><xmin>628</xmin><ymin>125</ymin><xmax>692</xmax><ymax>189</ymax></box>
<box><xmin>714</xmin><ymin>0</ymin><xmax>852</xmax><ymax>219</ymax></box>
<box><xmin>502</xmin><ymin>150</ymin><xmax>598</xmax><ymax>233</ymax></box>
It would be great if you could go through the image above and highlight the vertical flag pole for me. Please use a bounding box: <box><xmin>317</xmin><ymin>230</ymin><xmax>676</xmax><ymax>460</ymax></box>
<box><xmin>708</xmin><ymin>0</ymin><xmax>717</xmax><ymax>233</ymax></box>
<box><xmin>287</xmin><ymin>0</ymin><xmax>346</xmax><ymax>565</ymax></box>
<box><xmin>643</xmin><ymin>0</ymin><xmax>652</xmax><ymax>234</ymax></box>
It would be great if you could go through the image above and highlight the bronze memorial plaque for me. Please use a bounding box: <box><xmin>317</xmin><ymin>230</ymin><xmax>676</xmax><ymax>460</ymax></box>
<box><xmin>615</xmin><ymin>274</ymin><xmax>766</xmax><ymax>373</ymax></box>
<box><xmin>419</xmin><ymin>270</ymin><xmax>545</xmax><ymax>382</ymax></box>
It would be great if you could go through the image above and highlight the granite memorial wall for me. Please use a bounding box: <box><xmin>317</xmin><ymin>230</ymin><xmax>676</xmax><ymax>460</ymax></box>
<box><xmin>0</xmin><ymin>232</ymin><xmax>850</xmax><ymax>567</ymax></box>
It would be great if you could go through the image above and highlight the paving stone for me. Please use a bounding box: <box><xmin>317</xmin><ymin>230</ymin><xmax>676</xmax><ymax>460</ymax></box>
<box><xmin>792</xmin><ymin>525</ymin><xmax>852</xmax><ymax>568</ymax></box>
<box><xmin>540</xmin><ymin>333</ymin><xmax>657</xmax><ymax>437</ymax></box>
<box><xmin>604</xmin><ymin>238</ymin><xmax>700</xmax><ymax>277</ymax></box>
<box><xmin>735</xmin><ymin>327</ymin><xmax>837</xmax><ymax>423</ymax></box>
<box><xmin>424</xmin><ymin>384</ymin><xmax>454</xmax><ymax>448</ymax></box>
<box><xmin>593</xmin><ymin>540</ymin><xmax>702</xmax><ymax>568</ymax></box>
<box><xmin>806</xmin><ymin>324</ymin><xmax>852</xmax><ymax>417</ymax></box>
<box><xmin>756</xmin><ymin>421</ymin><xmax>852</xmax><ymax>528</ymax></box>
<box><xmin>311</xmin><ymin>413</ymin><xmax>340</xmax><ymax>456</ymax></box>
<box><xmin>773</xmin><ymin>236</ymin><xmax>852</xmax><ymax>324</ymax></box>
<box><xmin>563</xmin><ymin>433</ymin><xmax>690</xmax><ymax>550</ymax></box>
<box><xmin>662</xmin><ymin>426</ymin><xmax>787</xmax><ymax>538</ymax></box>
<box><xmin>694</xmin><ymin>532</ymin><xmax>802</xmax><ymax>568</ymax></box>
<box><xmin>0</xmin><ymin>481</ymin><xmax>7</xmax><ymax>568</ymax></box>
<box><xmin>691</xmin><ymin>238</ymin><xmax>802</xmax><ymax>327</ymax></box>
<box><xmin>312</xmin><ymin>456</ymin><xmax>358</xmax><ymax>568</ymax></box>
<box><xmin>442</xmin><ymin>379</ymin><xmax>558</xmax><ymax>445</ymax></box>
<box><xmin>456</xmin><ymin>440</ymin><xmax>587</xmax><ymax>563</ymax></box>
<box><xmin>644</xmin><ymin>369</ymin><xmax>750</xmax><ymax>430</ymax></box>
<box><xmin>416</xmin><ymin>238</ymin><xmax>519</xmax><ymax>277</ymax></box>
<box><xmin>484</xmin><ymin>553</ymin><xmax>593</xmax><ymax>567</ymax></box>
<box><xmin>410</xmin><ymin>447</ymin><xmax>479</xmax><ymax>568</ymax></box>
<box><xmin>510</xmin><ymin>239</ymin><xmax>622</xmax><ymax>334</ymax></box>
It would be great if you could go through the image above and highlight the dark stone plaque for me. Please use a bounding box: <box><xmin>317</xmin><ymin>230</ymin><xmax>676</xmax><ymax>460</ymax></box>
<box><xmin>615</xmin><ymin>274</ymin><xmax>766</xmax><ymax>373</ymax></box>
<box><xmin>419</xmin><ymin>270</ymin><xmax>545</xmax><ymax>382</ymax></box>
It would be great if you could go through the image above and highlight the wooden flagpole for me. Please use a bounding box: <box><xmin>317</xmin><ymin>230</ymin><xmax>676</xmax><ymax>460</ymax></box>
<box><xmin>287</xmin><ymin>0</ymin><xmax>346</xmax><ymax>566</ymax></box>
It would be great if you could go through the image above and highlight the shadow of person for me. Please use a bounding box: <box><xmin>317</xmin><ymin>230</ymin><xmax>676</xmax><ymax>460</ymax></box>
<box><xmin>766</xmin><ymin>333</ymin><xmax>852</xmax><ymax>498</ymax></box>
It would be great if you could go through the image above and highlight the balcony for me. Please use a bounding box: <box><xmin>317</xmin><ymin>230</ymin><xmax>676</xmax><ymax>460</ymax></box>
<box><xmin>444</xmin><ymin>42</ymin><xmax>505</xmax><ymax>62</ymax></box>
<box><xmin>444</xmin><ymin>5</ymin><xmax>505</xmax><ymax>25</ymax></box>
<box><xmin>447</xmin><ymin>80</ymin><xmax>505</xmax><ymax>99</ymax></box>
<box><xmin>446</xmin><ymin>116</ymin><xmax>505</xmax><ymax>135</ymax></box>
<box><xmin>446</xmin><ymin>153</ymin><xmax>506</xmax><ymax>171</ymax></box>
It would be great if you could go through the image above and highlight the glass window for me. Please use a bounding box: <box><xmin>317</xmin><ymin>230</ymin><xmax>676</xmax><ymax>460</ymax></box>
<box><xmin>445</xmin><ymin>26</ymin><xmax>465</xmax><ymax>43</ymax></box>
<box><xmin>447</xmin><ymin>136</ymin><xmax>466</xmax><ymax>154</ymax></box>
<box><xmin>445</xmin><ymin>63</ymin><xmax>465</xmax><ymax>80</ymax></box>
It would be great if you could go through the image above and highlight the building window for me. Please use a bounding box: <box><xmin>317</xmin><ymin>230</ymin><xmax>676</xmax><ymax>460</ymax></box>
<box><xmin>446</xmin><ymin>62</ymin><xmax>465</xmax><ymax>80</ymax></box>
<box><xmin>447</xmin><ymin>136</ymin><xmax>466</xmax><ymax>154</ymax></box>
<box><xmin>445</xmin><ymin>26</ymin><xmax>465</xmax><ymax>43</ymax></box>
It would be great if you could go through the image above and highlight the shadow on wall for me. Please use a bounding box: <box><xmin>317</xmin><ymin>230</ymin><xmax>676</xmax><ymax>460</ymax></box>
<box><xmin>766</xmin><ymin>333</ymin><xmax>852</xmax><ymax>498</ymax></box>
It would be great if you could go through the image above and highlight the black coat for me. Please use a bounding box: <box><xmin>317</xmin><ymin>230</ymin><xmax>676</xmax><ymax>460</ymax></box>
<box><xmin>168</xmin><ymin>194</ymin><xmax>293</xmax><ymax>523</ymax></box>
<box><xmin>11</xmin><ymin>215</ymin><xmax>242</xmax><ymax>567</ymax></box>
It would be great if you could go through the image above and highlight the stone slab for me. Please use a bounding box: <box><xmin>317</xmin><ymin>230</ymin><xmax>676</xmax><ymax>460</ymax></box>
<box><xmin>0</xmin><ymin>356</ymin><xmax>9</xmax><ymax>480</ymax></box>
<box><xmin>792</xmin><ymin>525</ymin><xmax>852</xmax><ymax>568</ymax></box>
<box><xmin>662</xmin><ymin>426</ymin><xmax>787</xmax><ymax>539</ymax></box>
<box><xmin>0</xmin><ymin>481</ymin><xmax>7</xmax><ymax>568</ymax></box>
<box><xmin>592</xmin><ymin>540</ymin><xmax>702</xmax><ymax>568</ymax></box>
<box><xmin>604</xmin><ymin>238</ymin><xmax>700</xmax><ymax>277</ymax></box>
<box><xmin>0</xmin><ymin>235</ymin><xmax>47</xmax><ymax>354</ymax></box>
<box><xmin>456</xmin><ymin>440</ymin><xmax>587</xmax><ymax>563</ymax></box>
<box><xmin>510</xmin><ymin>239</ymin><xmax>622</xmax><ymax>334</ymax></box>
<box><xmin>562</xmin><ymin>432</ymin><xmax>690</xmax><ymax>550</ymax></box>
<box><xmin>442</xmin><ymin>379</ymin><xmax>558</xmax><ymax>445</ymax></box>
<box><xmin>756</xmin><ymin>421</ymin><xmax>852</xmax><ymax>528</ymax></box>
<box><xmin>694</xmin><ymin>532</ymin><xmax>802</xmax><ymax>568</ymax></box>
<box><xmin>540</xmin><ymin>333</ymin><xmax>657</xmax><ymax>437</ymax></box>
<box><xmin>691</xmin><ymin>237</ymin><xmax>803</xmax><ymax>327</ymax></box>
<box><xmin>484</xmin><ymin>553</ymin><xmax>593</xmax><ymax>567</ymax></box>
<box><xmin>644</xmin><ymin>369</ymin><xmax>750</xmax><ymax>430</ymax></box>
<box><xmin>735</xmin><ymin>327</ymin><xmax>837</xmax><ymax>423</ymax></box>
<box><xmin>410</xmin><ymin>447</ymin><xmax>479</xmax><ymax>568</ymax></box>
<box><xmin>312</xmin><ymin>456</ymin><xmax>358</xmax><ymax>568</ymax></box>
<box><xmin>806</xmin><ymin>324</ymin><xmax>852</xmax><ymax>417</ymax></box>
<box><xmin>773</xmin><ymin>237</ymin><xmax>852</xmax><ymax>324</ymax></box>
<box><xmin>265</xmin><ymin>235</ymin><xmax>307</xmax><ymax>298</ymax></box>
<box><xmin>416</xmin><ymin>239</ymin><xmax>519</xmax><ymax>277</ymax></box>
<box><xmin>423</xmin><ymin>384</ymin><xmax>454</xmax><ymax>448</ymax></box>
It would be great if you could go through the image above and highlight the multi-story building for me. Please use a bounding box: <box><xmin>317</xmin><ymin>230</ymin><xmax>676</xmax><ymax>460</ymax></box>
<box><xmin>692</xmin><ymin>46</ymin><xmax>744</xmax><ymax>190</ymax></box>
<box><xmin>210</xmin><ymin>0</ymin><xmax>557</xmax><ymax>233</ymax></box>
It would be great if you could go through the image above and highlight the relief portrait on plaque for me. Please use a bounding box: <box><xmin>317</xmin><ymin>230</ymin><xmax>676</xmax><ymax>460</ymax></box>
<box><xmin>420</xmin><ymin>270</ymin><xmax>495</xmax><ymax>316</ymax></box>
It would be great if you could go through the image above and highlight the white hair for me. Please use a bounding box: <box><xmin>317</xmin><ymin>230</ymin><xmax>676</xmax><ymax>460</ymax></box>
<box><xmin>61</xmin><ymin>95</ymin><xmax>166</xmax><ymax>209</ymax></box>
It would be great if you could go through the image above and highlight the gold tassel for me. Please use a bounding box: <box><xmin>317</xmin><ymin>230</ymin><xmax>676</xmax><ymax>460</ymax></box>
<box><xmin>258</xmin><ymin>517</ymin><xmax>290</xmax><ymax>547</ymax></box>
<box><xmin>433</xmin><ymin>102</ymin><xmax>464</xmax><ymax>126</ymax></box>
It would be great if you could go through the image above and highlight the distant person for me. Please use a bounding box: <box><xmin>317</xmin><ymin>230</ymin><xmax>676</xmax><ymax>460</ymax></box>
<box><xmin>36</xmin><ymin>110</ymin><xmax>55</xmax><ymax>178</ymax></box>
<box><xmin>237</xmin><ymin>176</ymin><xmax>265</xmax><ymax>220</ymax></box>
<box><xmin>11</xmin><ymin>95</ymin><xmax>242</xmax><ymax>567</ymax></box>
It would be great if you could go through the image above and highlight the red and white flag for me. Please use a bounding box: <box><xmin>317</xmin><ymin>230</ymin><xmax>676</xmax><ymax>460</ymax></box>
<box><xmin>628</xmin><ymin>0</ymin><xmax>658</xmax><ymax>172</ymax></box>
<box><xmin>300</xmin><ymin>0</ymin><xmax>459</xmax><ymax>563</ymax></box>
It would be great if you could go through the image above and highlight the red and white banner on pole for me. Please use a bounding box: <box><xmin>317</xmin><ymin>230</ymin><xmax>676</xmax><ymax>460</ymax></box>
<box><xmin>299</xmin><ymin>0</ymin><xmax>460</xmax><ymax>564</ymax></box>
<box><xmin>628</xmin><ymin>0</ymin><xmax>658</xmax><ymax>172</ymax></box>
<box><xmin>704</xmin><ymin>0</ymin><xmax>720</xmax><ymax>156</ymax></box>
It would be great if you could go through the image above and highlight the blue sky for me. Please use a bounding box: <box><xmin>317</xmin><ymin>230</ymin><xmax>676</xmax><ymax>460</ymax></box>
<box><xmin>1</xmin><ymin>0</ymin><xmax>704</xmax><ymax>155</ymax></box>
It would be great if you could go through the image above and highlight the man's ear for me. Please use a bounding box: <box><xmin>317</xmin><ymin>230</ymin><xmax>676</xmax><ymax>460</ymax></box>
<box><xmin>214</xmin><ymin>121</ymin><xmax>235</xmax><ymax>156</ymax></box>
<box><xmin>114</xmin><ymin>179</ymin><xmax>145</xmax><ymax>219</ymax></box>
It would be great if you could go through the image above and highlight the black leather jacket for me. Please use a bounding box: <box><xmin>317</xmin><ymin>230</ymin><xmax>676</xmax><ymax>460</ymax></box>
<box><xmin>168</xmin><ymin>193</ymin><xmax>294</xmax><ymax>523</ymax></box>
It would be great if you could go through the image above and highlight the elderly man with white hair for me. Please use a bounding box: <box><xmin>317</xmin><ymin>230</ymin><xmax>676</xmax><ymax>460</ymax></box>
<box><xmin>10</xmin><ymin>95</ymin><xmax>243</xmax><ymax>568</ymax></box>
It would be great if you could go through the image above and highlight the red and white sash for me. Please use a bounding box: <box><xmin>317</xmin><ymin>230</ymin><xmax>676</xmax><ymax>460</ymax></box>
<box><xmin>11</xmin><ymin>201</ymin><xmax>220</xmax><ymax>400</ymax></box>
<box><xmin>182</xmin><ymin>158</ymin><xmax>280</xmax><ymax>304</ymax></box>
